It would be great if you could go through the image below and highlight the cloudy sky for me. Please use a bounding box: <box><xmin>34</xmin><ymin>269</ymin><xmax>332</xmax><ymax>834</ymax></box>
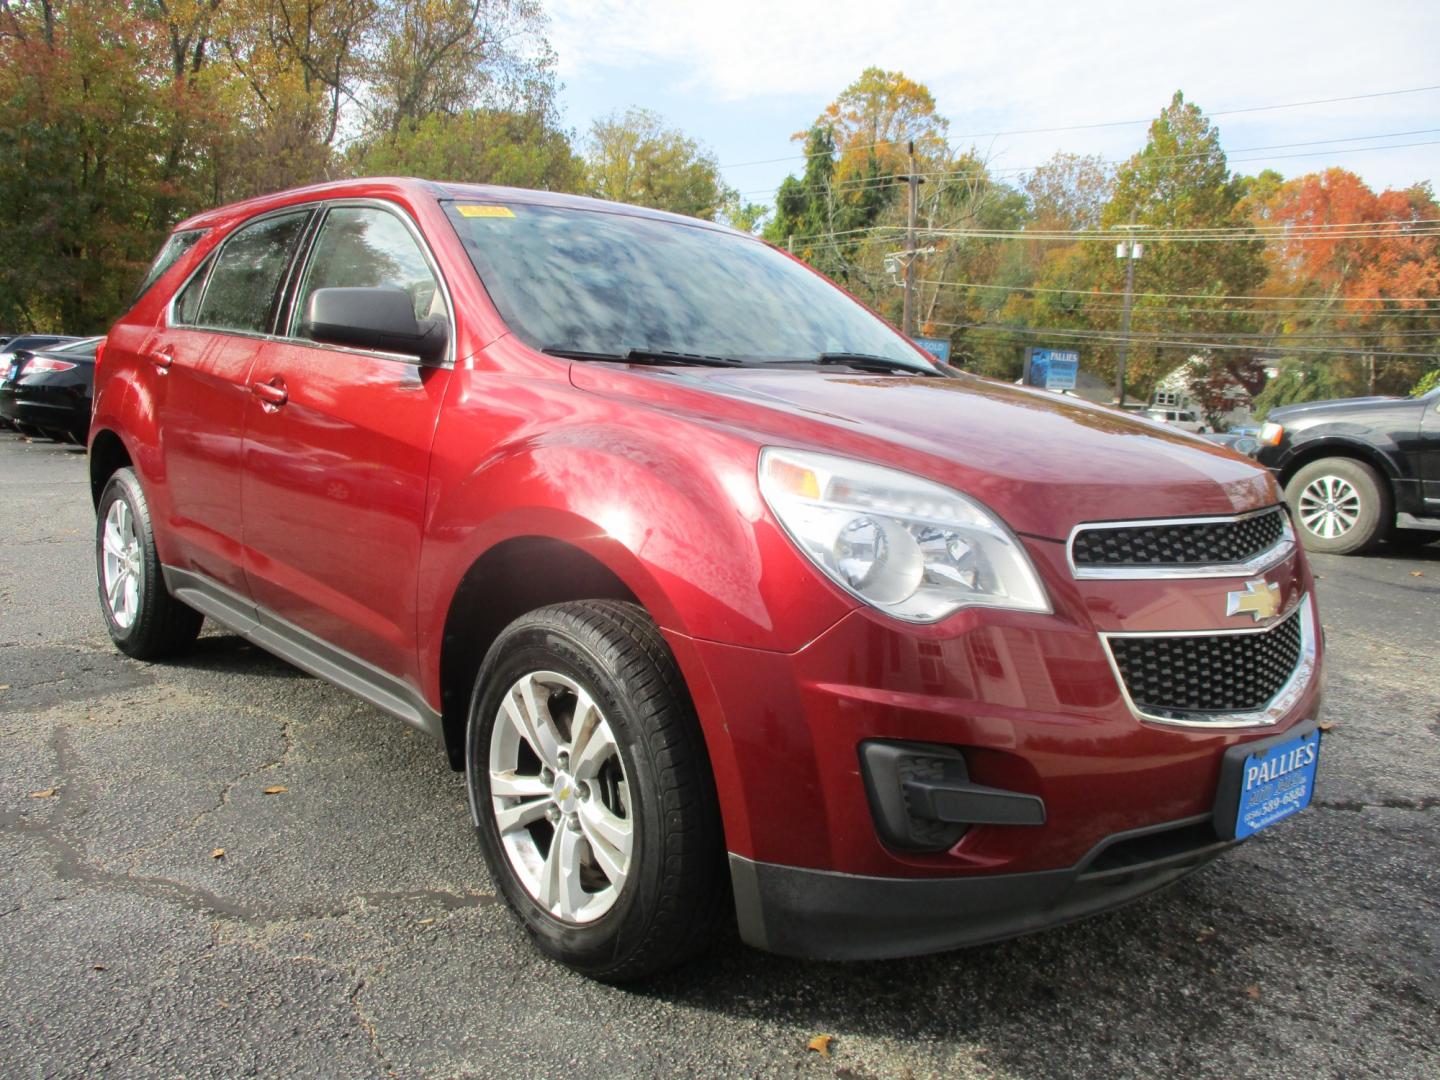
<box><xmin>546</xmin><ymin>0</ymin><xmax>1440</xmax><ymax>205</ymax></box>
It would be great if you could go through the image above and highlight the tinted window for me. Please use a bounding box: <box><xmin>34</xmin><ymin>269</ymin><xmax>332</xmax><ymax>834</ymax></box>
<box><xmin>194</xmin><ymin>212</ymin><xmax>309</xmax><ymax>334</ymax></box>
<box><xmin>443</xmin><ymin>201</ymin><xmax>933</xmax><ymax>370</ymax></box>
<box><xmin>133</xmin><ymin>228</ymin><xmax>206</xmax><ymax>304</ymax></box>
<box><xmin>290</xmin><ymin>206</ymin><xmax>444</xmax><ymax>339</ymax></box>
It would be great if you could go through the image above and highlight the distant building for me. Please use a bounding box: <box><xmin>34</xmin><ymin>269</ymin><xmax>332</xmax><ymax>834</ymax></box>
<box><xmin>1151</xmin><ymin>354</ymin><xmax>1271</xmax><ymax>430</ymax></box>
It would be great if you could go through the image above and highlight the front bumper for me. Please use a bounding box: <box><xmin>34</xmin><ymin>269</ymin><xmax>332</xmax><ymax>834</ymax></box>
<box><xmin>666</xmin><ymin>530</ymin><xmax>1321</xmax><ymax>956</ymax></box>
<box><xmin>731</xmin><ymin>814</ymin><xmax>1235</xmax><ymax>959</ymax></box>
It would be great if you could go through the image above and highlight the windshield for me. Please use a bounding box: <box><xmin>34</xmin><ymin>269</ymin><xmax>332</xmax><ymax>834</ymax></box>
<box><xmin>443</xmin><ymin>201</ymin><xmax>934</xmax><ymax>370</ymax></box>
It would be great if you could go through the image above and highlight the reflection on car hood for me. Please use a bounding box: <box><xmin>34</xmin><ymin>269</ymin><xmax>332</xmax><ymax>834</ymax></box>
<box><xmin>662</xmin><ymin>369</ymin><xmax>1278</xmax><ymax>540</ymax></box>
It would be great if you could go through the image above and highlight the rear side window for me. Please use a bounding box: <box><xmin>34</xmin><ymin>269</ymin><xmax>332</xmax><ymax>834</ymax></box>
<box><xmin>133</xmin><ymin>228</ymin><xmax>206</xmax><ymax>304</ymax></box>
<box><xmin>192</xmin><ymin>211</ymin><xmax>310</xmax><ymax>335</ymax></box>
<box><xmin>289</xmin><ymin>206</ymin><xmax>445</xmax><ymax>339</ymax></box>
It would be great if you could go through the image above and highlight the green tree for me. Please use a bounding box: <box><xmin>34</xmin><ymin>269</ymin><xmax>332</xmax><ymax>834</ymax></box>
<box><xmin>1086</xmin><ymin>92</ymin><xmax>1268</xmax><ymax>398</ymax></box>
<box><xmin>347</xmin><ymin>108</ymin><xmax>580</xmax><ymax>189</ymax></box>
<box><xmin>582</xmin><ymin>107</ymin><xmax>734</xmax><ymax>220</ymax></box>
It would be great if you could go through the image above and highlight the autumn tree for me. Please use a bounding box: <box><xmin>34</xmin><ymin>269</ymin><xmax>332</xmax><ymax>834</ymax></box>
<box><xmin>810</xmin><ymin>66</ymin><xmax>948</xmax><ymax>183</ymax></box>
<box><xmin>1250</xmin><ymin>168</ymin><xmax>1440</xmax><ymax>400</ymax></box>
<box><xmin>582</xmin><ymin>107</ymin><xmax>734</xmax><ymax>220</ymax></box>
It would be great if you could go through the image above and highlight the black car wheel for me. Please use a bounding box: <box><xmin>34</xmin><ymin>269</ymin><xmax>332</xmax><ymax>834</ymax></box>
<box><xmin>95</xmin><ymin>467</ymin><xmax>204</xmax><ymax>659</ymax></box>
<box><xmin>1285</xmin><ymin>457</ymin><xmax>1390</xmax><ymax>555</ymax></box>
<box><xmin>465</xmin><ymin>600</ymin><xmax>725</xmax><ymax>981</ymax></box>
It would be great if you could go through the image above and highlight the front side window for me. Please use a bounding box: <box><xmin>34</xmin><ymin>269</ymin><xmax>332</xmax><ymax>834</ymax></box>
<box><xmin>192</xmin><ymin>211</ymin><xmax>310</xmax><ymax>335</ymax></box>
<box><xmin>133</xmin><ymin>228</ymin><xmax>206</xmax><ymax>305</ymax></box>
<box><xmin>442</xmin><ymin>201</ymin><xmax>934</xmax><ymax>371</ymax></box>
<box><xmin>290</xmin><ymin>206</ymin><xmax>445</xmax><ymax>340</ymax></box>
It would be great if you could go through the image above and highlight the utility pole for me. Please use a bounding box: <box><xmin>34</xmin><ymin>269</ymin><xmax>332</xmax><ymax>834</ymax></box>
<box><xmin>902</xmin><ymin>140</ymin><xmax>918</xmax><ymax>337</ymax></box>
<box><xmin>1114</xmin><ymin>226</ymin><xmax>1143</xmax><ymax>406</ymax></box>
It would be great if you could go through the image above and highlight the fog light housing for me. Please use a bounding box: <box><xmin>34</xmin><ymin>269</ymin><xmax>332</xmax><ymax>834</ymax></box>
<box><xmin>859</xmin><ymin>741</ymin><xmax>1046</xmax><ymax>853</ymax></box>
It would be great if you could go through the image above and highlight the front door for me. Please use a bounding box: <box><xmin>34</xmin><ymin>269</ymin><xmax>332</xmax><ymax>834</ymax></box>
<box><xmin>240</xmin><ymin>203</ymin><xmax>452</xmax><ymax>684</ymax></box>
<box><xmin>1421</xmin><ymin>393</ymin><xmax>1440</xmax><ymax>509</ymax></box>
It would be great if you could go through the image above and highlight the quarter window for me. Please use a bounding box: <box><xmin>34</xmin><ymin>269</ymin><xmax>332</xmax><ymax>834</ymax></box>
<box><xmin>192</xmin><ymin>211</ymin><xmax>310</xmax><ymax>335</ymax></box>
<box><xmin>290</xmin><ymin>207</ymin><xmax>446</xmax><ymax>341</ymax></box>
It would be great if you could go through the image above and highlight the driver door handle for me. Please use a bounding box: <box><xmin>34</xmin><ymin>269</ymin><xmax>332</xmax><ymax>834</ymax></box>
<box><xmin>150</xmin><ymin>348</ymin><xmax>173</xmax><ymax>373</ymax></box>
<box><xmin>251</xmin><ymin>376</ymin><xmax>288</xmax><ymax>409</ymax></box>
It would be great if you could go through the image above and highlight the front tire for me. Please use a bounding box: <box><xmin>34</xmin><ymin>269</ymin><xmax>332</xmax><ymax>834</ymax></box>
<box><xmin>1285</xmin><ymin>457</ymin><xmax>1390</xmax><ymax>555</ymax></box>
<box><xmin>95</xmin><ymin>468</ymin><xmax>204</xmax><ymax>659</ymax></box>
<box><xmin>465</xmin><ymin>600</ymin><xmax>725</xmax><ymax>981</ymax></box>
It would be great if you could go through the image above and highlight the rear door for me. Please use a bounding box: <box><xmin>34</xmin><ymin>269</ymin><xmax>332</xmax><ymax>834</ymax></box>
<box><xmin>239</xmin><ymin>201</ymin><xmax>452</xmax><ymax>683</ymax></box>
<box><xmin>151</xmin><ymin>208</ymin><xmax>313</xmax><ymax>593</ymax></box>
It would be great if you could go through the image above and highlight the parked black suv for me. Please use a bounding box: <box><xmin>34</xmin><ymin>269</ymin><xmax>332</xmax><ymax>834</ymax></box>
<box><xmin>1256</xmin><ymin>388</ymin><xmax>1440</xmax><ymax>554</ymax></box>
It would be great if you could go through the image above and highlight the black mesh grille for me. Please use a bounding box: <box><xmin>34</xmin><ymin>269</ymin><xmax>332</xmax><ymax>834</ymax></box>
<box><xmin>1073</xmin><ymin>507</ymin><xmax>1287</xmax><ymax>568</ymax></box>
<box><xmin>1108</xmin><ymin>605</ymin><xmax>1303</xmax><ymax>716</ymax></box>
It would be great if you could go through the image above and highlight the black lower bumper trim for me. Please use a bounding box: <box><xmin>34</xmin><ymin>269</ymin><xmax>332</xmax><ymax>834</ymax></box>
<box><xmin>730</xmin><ymin>815</ymin><xmax>1235</xmax><ymax>960</ymax></box>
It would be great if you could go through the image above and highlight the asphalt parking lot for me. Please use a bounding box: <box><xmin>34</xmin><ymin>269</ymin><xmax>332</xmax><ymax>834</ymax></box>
<box><xmin>1</xmin><ymin>433</ymin><xmax>1436</xmax><ymax>1080</ymax></box>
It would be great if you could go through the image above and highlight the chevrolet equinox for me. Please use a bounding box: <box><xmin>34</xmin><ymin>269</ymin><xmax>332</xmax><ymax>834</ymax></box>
<box><xmin>89</xmin><ymin>179</ymin><xmax>1324</xmax><ymax>980</ymax></box>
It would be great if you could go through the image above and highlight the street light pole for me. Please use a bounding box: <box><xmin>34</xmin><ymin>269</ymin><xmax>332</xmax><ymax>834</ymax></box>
<box><xmin>903</xmin><ymin>140</ymin><xmax>918</xmax><ymax>337</ymax></box>
<box><xmin>1114</xmin><ymin>230</ymin><xmax>1142</xmax><ymax>406</ymax></box>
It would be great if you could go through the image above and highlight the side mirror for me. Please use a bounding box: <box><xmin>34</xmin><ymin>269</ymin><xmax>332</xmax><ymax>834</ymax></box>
<box><xmin>301</xmin><ymin>286</ymin><xmax>447</xmax><ymax>364</ymax></box>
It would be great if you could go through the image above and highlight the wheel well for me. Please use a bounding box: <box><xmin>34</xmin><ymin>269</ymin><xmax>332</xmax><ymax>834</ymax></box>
<box><xmin>1279</xmin><ymin>442</ymin><xmax>1395</xmax><ymax>492</ymax></box>
<box><xmin>437</xmin><ymin>537</ymin><xmax>640</xmax><ymax>769</ymax></box>
<box><xmin>89</xmin><ymin>429</ymin><xmax>132</xmax><ymax>507</ymax></box>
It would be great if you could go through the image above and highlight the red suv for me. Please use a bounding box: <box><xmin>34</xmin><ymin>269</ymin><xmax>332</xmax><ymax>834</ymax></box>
<box><xmin>90</xmin><ymin>179</ymin><xmax>1324</xmax><ymax>980</ymax></box>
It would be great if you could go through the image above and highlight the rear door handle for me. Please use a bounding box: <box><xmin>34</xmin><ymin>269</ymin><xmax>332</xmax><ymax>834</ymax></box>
<box><xmin>251</xmin><ymin>376</ymin><xmax>288</xmax><ymax>410</ymax></box>
<box><xmin>150</xmin><ymin>348</ymin><xmax>173</xmax><ymax>373</ymax></box>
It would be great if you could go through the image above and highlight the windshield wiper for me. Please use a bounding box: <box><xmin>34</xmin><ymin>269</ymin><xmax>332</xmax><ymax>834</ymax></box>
<box><xmin>542</xmin><ymin>347</ymin><xmax>746</xmax><ymax>368</ymax></box>
<box><xmin>814</xmin><ymin>352</ymin><xmax>944</xmax><ymax>376</ymax></box>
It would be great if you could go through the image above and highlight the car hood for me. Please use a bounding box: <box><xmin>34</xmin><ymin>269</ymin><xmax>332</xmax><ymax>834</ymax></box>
<box><xmin>1268</xmin><ymin>395</ymin><xmax>1402</xmax><ymax>420</ymax></box>
<box><xmin>586</xmin><ymin>367</ymin><xmax>1279</xmax><ymax>541</ymax></box>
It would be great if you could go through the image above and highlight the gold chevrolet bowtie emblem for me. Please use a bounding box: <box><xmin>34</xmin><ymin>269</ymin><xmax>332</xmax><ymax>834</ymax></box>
<box><xmin>1227</xmin><ymin>579</ymin><xmax>1281</xmax><ymax>622</ymax></box>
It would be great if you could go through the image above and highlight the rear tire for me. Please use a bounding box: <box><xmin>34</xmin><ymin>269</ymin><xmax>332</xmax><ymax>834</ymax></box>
<box><xmin>96</xmin><ymin>467</ymin><xmax>204</xmax><ymax>659</ymax></box>
<box><xmin>1285</xmin><ymin>457</ymin><xmax>1389</xmax><ymax>556</ymax></box>
<box><xmin>465</xmin><ymin>600</ymin><xmax>725</xmax><ymax>982</ymax></box>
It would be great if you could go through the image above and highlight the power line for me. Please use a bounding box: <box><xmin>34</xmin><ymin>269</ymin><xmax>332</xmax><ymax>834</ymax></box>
<box><xmin>718</xmin><ymin>83</ymin><xmax>1440</xmax><ymax>171</ymax></box>
<box><xmin>746</xmin><ymin>131</ymin><xmax>1440</xmax><ymax>200</ymax></box>
<box><xmin>797</xmin><ymin>216</ymin><xmax>1440</xmax><ymax>243</ymax></box>
<box><xmin>915</xmin><ymin>279</ymin><xmax>1440</xmax><ymax>305</ymax></box>
<box><xmin>1054</xmin><ymin>302</ymin><xmax>1440</xmax><ymax>319</ymax></box>
<box><xmin>936</xmin><ymin>321</ymin><xmax>1439</xmax><ymax>359</ymax></box>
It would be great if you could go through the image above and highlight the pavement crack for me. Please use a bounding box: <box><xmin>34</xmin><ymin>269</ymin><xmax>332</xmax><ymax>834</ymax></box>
<box><xmin>349</xmin><ymin>976</ymin><xmax>398</xmax><ymax>1078</ymax></box>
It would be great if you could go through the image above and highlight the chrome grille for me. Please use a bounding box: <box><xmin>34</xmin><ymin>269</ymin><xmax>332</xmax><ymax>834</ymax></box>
<box><xmin>1106</xmin><ymin>604</ymin><xmax>1303</xmax><ymax>718</ymax></box>
<box><xmin>1072</xmin><ymin>507</ymin><xmax>1288</xmax><ymax>570</ymax></box>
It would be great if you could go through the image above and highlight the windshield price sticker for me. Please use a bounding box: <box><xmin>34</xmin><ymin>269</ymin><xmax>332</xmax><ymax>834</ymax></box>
<box><xmin>456</xmin><ymin>204</ymin><xmax>516</xmax><ymax>219</ymax></box>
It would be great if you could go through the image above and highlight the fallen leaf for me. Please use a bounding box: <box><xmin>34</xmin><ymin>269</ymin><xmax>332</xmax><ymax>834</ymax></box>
<box><xmin>0</xmin><ymin>683</ymin><xmax>10</xmax><ymax>690</ymax></box>
<box><xmin>1410</xmin><ymin>571</ymin><xmax>1424</xmax><ymax>578</ymax></box>
<box><xmin>28</xmin><ymin>788</ymin><xmax>57</xmax><ymax>799</ymax></box>
<box><xmin>262</xmin><ymin>785</ymin><xmax>287</xmax><ymax>795</ymax></box>
<box><xmin>418</xmin><ymin>917</ymin><xmax>436</xmax><ymax>926</ymax></box>
<box><xmin>1244</xmin><ymin>984</ymin><xmax>1261</xmax><ymax>1000</ymax></box>
<box><xmin>211</xmin><ymin>848</ymin><xmax>226</xmax><ymax>859</ymax></box>
<box><xmin>1195</xmin><ymin>927</ymin><xmax>1216</xmax><ymax>944</ymax></box>
<box><xmin>1318</xmin><ymin>721</ymin><xmax>1338</xmax><ymax>732</ymax></box>
<box><xmin>92</xmin><ymin>964</ymin><xmax>106</xmax><ymax>972</ymax></box>
<box><xmin>807</xmin><ymin>1034</ymin><xmax>833</xmax><ymax>1058</ymax></box>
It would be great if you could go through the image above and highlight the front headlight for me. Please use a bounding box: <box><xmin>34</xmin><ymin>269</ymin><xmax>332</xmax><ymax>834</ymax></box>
<box><xmin>758</xmin><ymin>448</ymin><xmax>1050</xmax><ymax>623</ymax></box>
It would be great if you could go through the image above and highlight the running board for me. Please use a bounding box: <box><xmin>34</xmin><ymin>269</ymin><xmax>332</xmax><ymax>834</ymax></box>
<box><xmin>1396</xmin><ymin>513</ymin><xmax>1440</xmax><ymax>533</ymax></box>
<box><xmin>162</xmin><ymin>566</ymin><xmax>444</xmax><ymax>741</ymax></box>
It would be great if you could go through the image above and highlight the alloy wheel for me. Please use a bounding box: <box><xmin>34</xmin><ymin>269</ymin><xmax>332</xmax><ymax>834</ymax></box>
<box><xmin>488</xmin><ymin>670</ymin><xmax>633</xmax><ymax>924</ymax></box>
<box><xmin>100</xmin><ymin>498</ymin><xmax>143</xmax><ymax>629</ymax></box>
<box><xmin>1297</xmin><ymin>475</ymin><xmax>1361</xmax><ymax>539</ymax></box>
